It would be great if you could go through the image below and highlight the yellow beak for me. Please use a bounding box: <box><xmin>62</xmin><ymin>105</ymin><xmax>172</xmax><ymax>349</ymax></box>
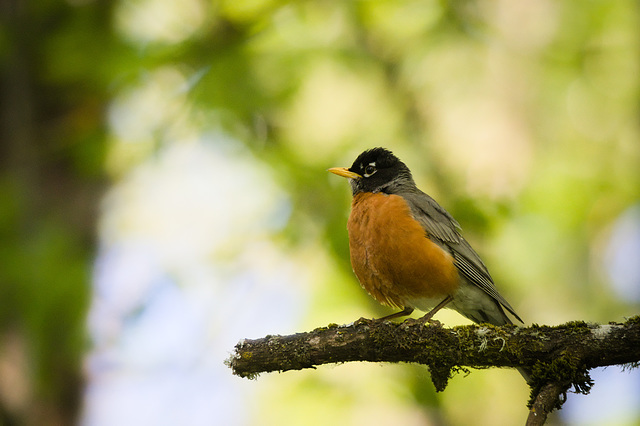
<box><xmin>328</xmin><ymin>167</ymin><xmax>361</xmax><ymax>179</ymax></box>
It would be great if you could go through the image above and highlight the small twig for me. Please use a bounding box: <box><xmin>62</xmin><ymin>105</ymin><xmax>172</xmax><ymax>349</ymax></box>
<box><xmin>526</xmin><ymin>382</ymin><xmax>568</xmax><ymax>426</ymax></box>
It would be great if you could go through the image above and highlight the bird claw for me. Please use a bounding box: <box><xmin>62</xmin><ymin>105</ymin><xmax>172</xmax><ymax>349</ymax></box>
<box><xmin>403</xmin><ymin>317</ymin><xmax>442</xmax><ymax>328</ymax></box>
<box><xmin>418</xmin><ymin>318</ymin><xmax>442</xmax><ymax>327</ymax></box>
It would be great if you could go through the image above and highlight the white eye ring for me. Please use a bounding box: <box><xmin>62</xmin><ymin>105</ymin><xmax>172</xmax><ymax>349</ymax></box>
<box><xmin>364</xmin><ymin>164</ymin><xmax>376</xmax><ymax>177</ymax></box>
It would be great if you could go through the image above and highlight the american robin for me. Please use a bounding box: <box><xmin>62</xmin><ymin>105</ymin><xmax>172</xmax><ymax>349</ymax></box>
<box><xmin>329</xmin><ymin>148</ymin><xmax>529</xmax><ymax>380</ymax></box>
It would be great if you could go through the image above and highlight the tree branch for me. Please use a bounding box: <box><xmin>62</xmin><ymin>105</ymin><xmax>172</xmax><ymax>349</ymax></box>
<box><xmin>226</xmin><ymin>316</ymin><xmax>640</xmax><ymax>423</ymax></box>
<box><xmin>526</xmin><ymin>382</ymin><xmax>568</xmax><ymax>426</ymax></box>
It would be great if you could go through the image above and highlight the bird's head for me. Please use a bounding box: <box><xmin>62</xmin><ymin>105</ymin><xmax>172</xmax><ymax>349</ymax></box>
<box><xmin>328</xmin><ymin>147</ymin><xmax>415</xmax><ymax>195</ymax></box>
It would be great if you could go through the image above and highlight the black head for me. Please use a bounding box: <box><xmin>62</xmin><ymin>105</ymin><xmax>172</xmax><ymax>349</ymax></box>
<box><xmin>329</xmin><ymin>148</ymin><xmax>415</xmax><ymax>195</ymax></box>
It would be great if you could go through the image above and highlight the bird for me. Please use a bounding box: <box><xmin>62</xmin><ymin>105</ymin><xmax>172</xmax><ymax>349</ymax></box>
<box><xmin>329</xmin><ymin>147</ymin><xmax>530</xmax><ymax>381</ymax></box>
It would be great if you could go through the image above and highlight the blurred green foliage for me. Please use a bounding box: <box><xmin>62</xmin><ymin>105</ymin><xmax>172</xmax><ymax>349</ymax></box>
<box><xmin>1</xmin><ymin>0</ymin><xmax>639</xmax><ymax>424</ymax></box>
<box><xmin>1</xmin><ymin>0</ymin><xmax>112</xmax><ymax>423</ymax></box>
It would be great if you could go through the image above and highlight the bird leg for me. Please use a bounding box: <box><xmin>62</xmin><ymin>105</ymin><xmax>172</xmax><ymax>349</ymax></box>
<box><xmin>416</xmin><ymin>295</ymin><xmax>453</xmax><ymax>324</ymax></box>
<box><xmin>376</xmin><ymin>306</ymin><xmax>414</xmax><ymax>321</ymax></box>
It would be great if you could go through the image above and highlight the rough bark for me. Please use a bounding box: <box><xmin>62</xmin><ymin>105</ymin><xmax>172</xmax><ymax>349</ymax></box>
<box><xmin>227</xmin><ymin>316</ymin><xmax>640</xmax><ymax>424</ymax></box>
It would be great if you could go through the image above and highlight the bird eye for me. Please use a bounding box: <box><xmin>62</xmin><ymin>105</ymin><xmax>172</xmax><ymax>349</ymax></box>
<box><xmin>364</xmin><ymin>165</ymin><xmax>376</xmax><ymax>176</ymax></box>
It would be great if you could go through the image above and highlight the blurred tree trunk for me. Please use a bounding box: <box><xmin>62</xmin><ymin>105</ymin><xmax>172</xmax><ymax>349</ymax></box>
<box><xmin>0</xmin><ymin>0</ymin><xmax>110</xmax><ymax>424</ymax></box>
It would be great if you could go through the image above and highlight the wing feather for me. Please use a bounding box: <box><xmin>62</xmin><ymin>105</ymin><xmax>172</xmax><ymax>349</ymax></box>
<box><xmin>404</xmin><ymin>191</ymin><xmax>523</xmax><ymax>323</ymax></box>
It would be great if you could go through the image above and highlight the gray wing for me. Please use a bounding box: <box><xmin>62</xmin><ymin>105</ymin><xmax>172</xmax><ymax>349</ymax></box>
<box><xmin>403</xmin><ymin>190</ymin><xmax>523</xmax><ymax>323</ymax></box>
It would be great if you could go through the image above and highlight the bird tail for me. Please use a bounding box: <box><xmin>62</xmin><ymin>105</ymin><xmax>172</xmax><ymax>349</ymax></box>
<box><xmin>517</xmin><ymin>367</ymin><xmax>532</xmax><ymax>384</ymax></box>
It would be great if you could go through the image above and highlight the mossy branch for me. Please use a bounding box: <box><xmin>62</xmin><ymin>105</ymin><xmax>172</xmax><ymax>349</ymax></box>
<box><xmin>226</xmin><ymin>316</ymin><xmax>640</xmax><ymax>424</ymax></box>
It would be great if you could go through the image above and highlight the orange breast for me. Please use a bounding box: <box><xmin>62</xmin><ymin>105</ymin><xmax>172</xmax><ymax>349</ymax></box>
<box><xmin>347</xmin><ymin>192</ymin><xmax>459</xmax><ymax>308</ymax></box>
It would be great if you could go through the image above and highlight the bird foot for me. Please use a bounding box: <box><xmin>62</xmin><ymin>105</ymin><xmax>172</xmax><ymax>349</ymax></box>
<box><xmin>403</xmin><ymin>317</ymin><xmax>442</xmax><ymax>328</ymax></box>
